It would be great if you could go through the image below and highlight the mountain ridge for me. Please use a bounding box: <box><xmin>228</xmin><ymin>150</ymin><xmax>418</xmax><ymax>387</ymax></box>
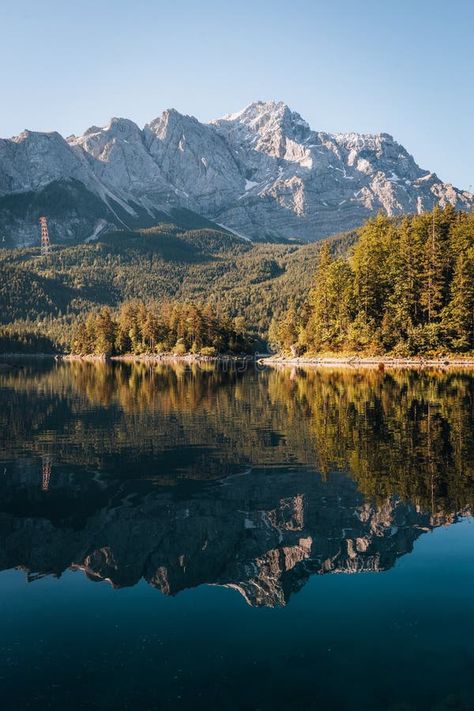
<box><xmin>1</xmin><ymin>100</ymin><xmax>472</xmax><ymax>247</ymax></box>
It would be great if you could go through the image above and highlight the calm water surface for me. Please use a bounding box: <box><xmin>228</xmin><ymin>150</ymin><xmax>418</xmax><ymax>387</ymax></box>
<box><xmin>0</xmin><ymin>361</ymin><xmax>474</xmax><ymax>710</ymax></box>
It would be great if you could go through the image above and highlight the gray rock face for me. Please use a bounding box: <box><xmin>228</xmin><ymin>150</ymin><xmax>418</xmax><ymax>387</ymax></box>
<box><xmin>1</xmin><ymin>100</ymin><xmax>472</xmax><ymax>245</ymax></box>
<box><xmin>70</xmin><ymin>118</ymin><xmax>168</xmax><ymax>196</ymax></box>
<box><xmin>210</xmin><ymin>102</ymin><xmax>473</xmax><ymax>239</ymax></box>
<box><xmin>144</xmin><ymin>109</ymin><xmax>243</xmax><ymax>214</ymax></box>
<box><xmin>0</xmin><ymin>130</ymin><xmax>93</xmax><ymax>194</ymax></box>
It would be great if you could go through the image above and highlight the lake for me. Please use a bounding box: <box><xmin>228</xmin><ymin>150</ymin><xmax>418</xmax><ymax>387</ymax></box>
<box><xmin>1</xmin><ymin>360</ymin><xmax>473</xmax><ymax>710</ymax></box>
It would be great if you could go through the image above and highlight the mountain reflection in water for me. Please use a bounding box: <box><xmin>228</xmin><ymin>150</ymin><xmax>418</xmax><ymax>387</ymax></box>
<box><xmin>0</xmin><ymin>361</ymin><xmax>473</xmax><ymax>607</ymax></box>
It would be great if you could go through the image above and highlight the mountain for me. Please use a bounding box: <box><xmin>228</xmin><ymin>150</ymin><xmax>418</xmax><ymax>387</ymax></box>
<box><xmin>0</xmin><ymin>100</ymin><xmax>472</xmax><ymax>247</ymax></box>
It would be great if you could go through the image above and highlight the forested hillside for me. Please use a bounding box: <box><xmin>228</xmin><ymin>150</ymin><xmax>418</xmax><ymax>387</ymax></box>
<box><xmin>0</xmin><ymin>223</ymin><xmax>355</xmax><ymax>353</ymax></box>
<box><xmin>272</xmin><ymin>207</ymin><xmax>474</xmax><ymax>356</ymax></box>
<box><xmin>5</xmin><ymin>207</ymin><xmax>471</xmax><ymax>357</ymax></box>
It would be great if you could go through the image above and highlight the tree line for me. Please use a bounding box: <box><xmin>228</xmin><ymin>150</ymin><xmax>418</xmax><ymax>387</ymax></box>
<box><xmin>270</xmin><ymin>207</ymin><xmax>474</xmax><ymax>355</ymax></box>
<box><xmin>0</xmin><ymin>226</ymin><xmax>355</xmax><ymax>344</ymax></box>
<box><xmin>71</xmin><ymin>300</ymin><xmax>255</xmax><ymax>356</ymax></box>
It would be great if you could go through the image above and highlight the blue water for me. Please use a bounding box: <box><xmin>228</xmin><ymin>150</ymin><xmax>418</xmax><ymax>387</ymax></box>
<box><xmin>0</xmin><ymin>362</ymin><xmax>473</xmax><ymax>710</ymax></box>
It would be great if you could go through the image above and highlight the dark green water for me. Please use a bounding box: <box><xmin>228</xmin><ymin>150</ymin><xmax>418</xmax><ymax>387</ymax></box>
<box><xmin>1</xmin><ymin>360</ymin><xmax>474</xmax><ymax>710</ymax></box>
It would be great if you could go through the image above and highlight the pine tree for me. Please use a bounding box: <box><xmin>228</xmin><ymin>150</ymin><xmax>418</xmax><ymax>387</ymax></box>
<box><xmin>394</xmin><ymin>217</ymin><xmax>424</xmax><ymax>327</ymax></box>
<box><xmin>307</xmin><ymin>243</ymin><xmax>334</xmax><ymax>349</ymax></box>
<box><xmin>420</xmin><ymin>209</ymin><xmax>446</xmax><ymax>323</ymax></box>
<box><xmin>141</xmin><ymin>310</ymin><xmax>161</xmax><ymax>352</ymax></box>
<box><xmin>444</xmin><ymin>248</ymin><xmax>474</xmax><ymax>351</ymax></box>
<box><xmin>269</xmin><ymin>302</ymin><xmax>299</xmax><ymax>353</ymax></box>
<box><xmin>351</xmin><ymin>214</ymin><xmax>392</xmax><ymax>330</ymax></box>
<box><xmin>94</xmin><ymin>307</ymin><xmax>116</xmax><ymax>355</ymax></box>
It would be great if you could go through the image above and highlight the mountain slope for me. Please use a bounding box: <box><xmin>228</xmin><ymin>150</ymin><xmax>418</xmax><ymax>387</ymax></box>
<box><xmin>0</xmin><ymin>225</ymin><xmax>356</xmax><ymax>350</ymax></box>
<box><xmin>0</xmin><ymin>101</ymin><xmax>472</xmax><ymax>247</ymax></box>
<box><xmin>211</xmin><ymin>101</ymin><xmax>473</xmax><ymax>240</ymax></box>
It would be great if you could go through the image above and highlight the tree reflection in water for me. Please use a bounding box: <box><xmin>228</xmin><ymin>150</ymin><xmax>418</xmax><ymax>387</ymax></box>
<box><xmin>0</xmin><ymin>361</ymin><xmax>472</xmax><ymax>605</ymax></box>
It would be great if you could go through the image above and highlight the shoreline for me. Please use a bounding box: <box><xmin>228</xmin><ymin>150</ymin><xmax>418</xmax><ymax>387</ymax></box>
<box><xmin>61</xmin><ymin>353</ymin><xmax>256</xmax><ymax>363</ymax></box>
<box><xmin>1</xmin><ymin>352</ymin><xmax>474</xmax><ymax>369</ymax></box>
<box><xmin>260</xmin><ymin>355</ymin><xmax>474</xmax><ymax>369</ymax></box>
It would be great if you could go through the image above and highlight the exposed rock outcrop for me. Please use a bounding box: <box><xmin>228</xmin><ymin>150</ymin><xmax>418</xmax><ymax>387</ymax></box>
<box><xmin>1</xmin><ymin>101</ymin><xmax>472</xmax><ymax>246</ymax></box>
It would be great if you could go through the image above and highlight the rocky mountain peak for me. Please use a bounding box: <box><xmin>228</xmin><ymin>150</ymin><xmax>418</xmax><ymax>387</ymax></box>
<box><xmin>104</xmin><ymin>117</ymin><xmax>142</xmax><ymax>139</ymax></box>
<box><xmin>219</xmin><ymin>99</ymin><xmax>282</xmax><ymax>122</ymax></box>
<box><xmin>1</xmin><ymin>100</ymin><xmax>473</xmax><ymax>246</ymax></box>
<box><xmin>213</xmin><ymin>100</ymin><xmax>310</xmax><ymax>144</ymax></box>
<box><xmin>67</xmin><ymin>116</ymin><xmax>164</xmax><ymax>195</ymax></box>
<box><xmin>143</xmin><ymin>108</ymin><xmax>243</xmax><ymax>214</ymax></box>
<box><xmin>11</xmin><ymin>128</ymin><xmax>64</xmax><ymax>143</ymax></box>
<box><xmin>0</xmin><ymin>128</ymin><xmax>92</xmax><ymax>197</ymax></box>
<box><xmin>70</xmin><ymin>117</ymin><xmax>143</xmax><ymax>150</ymax></box>
<box><xmin>145</xmin><ymin>109</ymin><xmax>202</xmax><ymax>141</ymax></box>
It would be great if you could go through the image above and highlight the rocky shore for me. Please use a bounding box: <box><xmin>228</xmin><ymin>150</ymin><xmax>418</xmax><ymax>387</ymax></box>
<box><xmin>2</xmin><ymin>352</ymin><xmax>474</xmax><ymax>369</ymax></box>
<box><xmin>61</xmin><ymin>353</ymin><xmax>256</xmax><ymax>364</ymax></box>
<box><xmin>261</xmin><ymin>355</ymin><xmax>474</xmax><ymax>369</ymax></box>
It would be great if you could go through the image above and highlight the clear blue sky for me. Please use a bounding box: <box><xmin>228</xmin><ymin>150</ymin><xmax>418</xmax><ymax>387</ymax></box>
<box><xmin>1</xmin><ymin>0</ymin><xmax>472</xmax><ymax>190</ymax></box>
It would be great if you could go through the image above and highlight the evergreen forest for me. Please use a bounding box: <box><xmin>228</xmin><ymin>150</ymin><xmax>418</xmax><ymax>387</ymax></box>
<box><xmin>271</xmin><ymin>207</ymin><xmax>474</xmax><ymax>356</ymax></box>
<box><xmin>0</xmin><ymin>208</ymin><xmax>473</xmax><ymax>356</ymax></box>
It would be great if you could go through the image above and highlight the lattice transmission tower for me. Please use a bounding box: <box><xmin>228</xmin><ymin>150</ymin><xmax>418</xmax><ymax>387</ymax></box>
<box><xmin>39</xmin><ymin>215</ymin><xmax>51</xmax><ymax>255</ymax></box>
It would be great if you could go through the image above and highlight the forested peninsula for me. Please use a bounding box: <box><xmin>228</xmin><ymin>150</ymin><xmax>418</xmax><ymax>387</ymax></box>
<box><xmin>271</xmin><ymin>207</ymin><xmax>474</xmax><ymax>358</ymax></box>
